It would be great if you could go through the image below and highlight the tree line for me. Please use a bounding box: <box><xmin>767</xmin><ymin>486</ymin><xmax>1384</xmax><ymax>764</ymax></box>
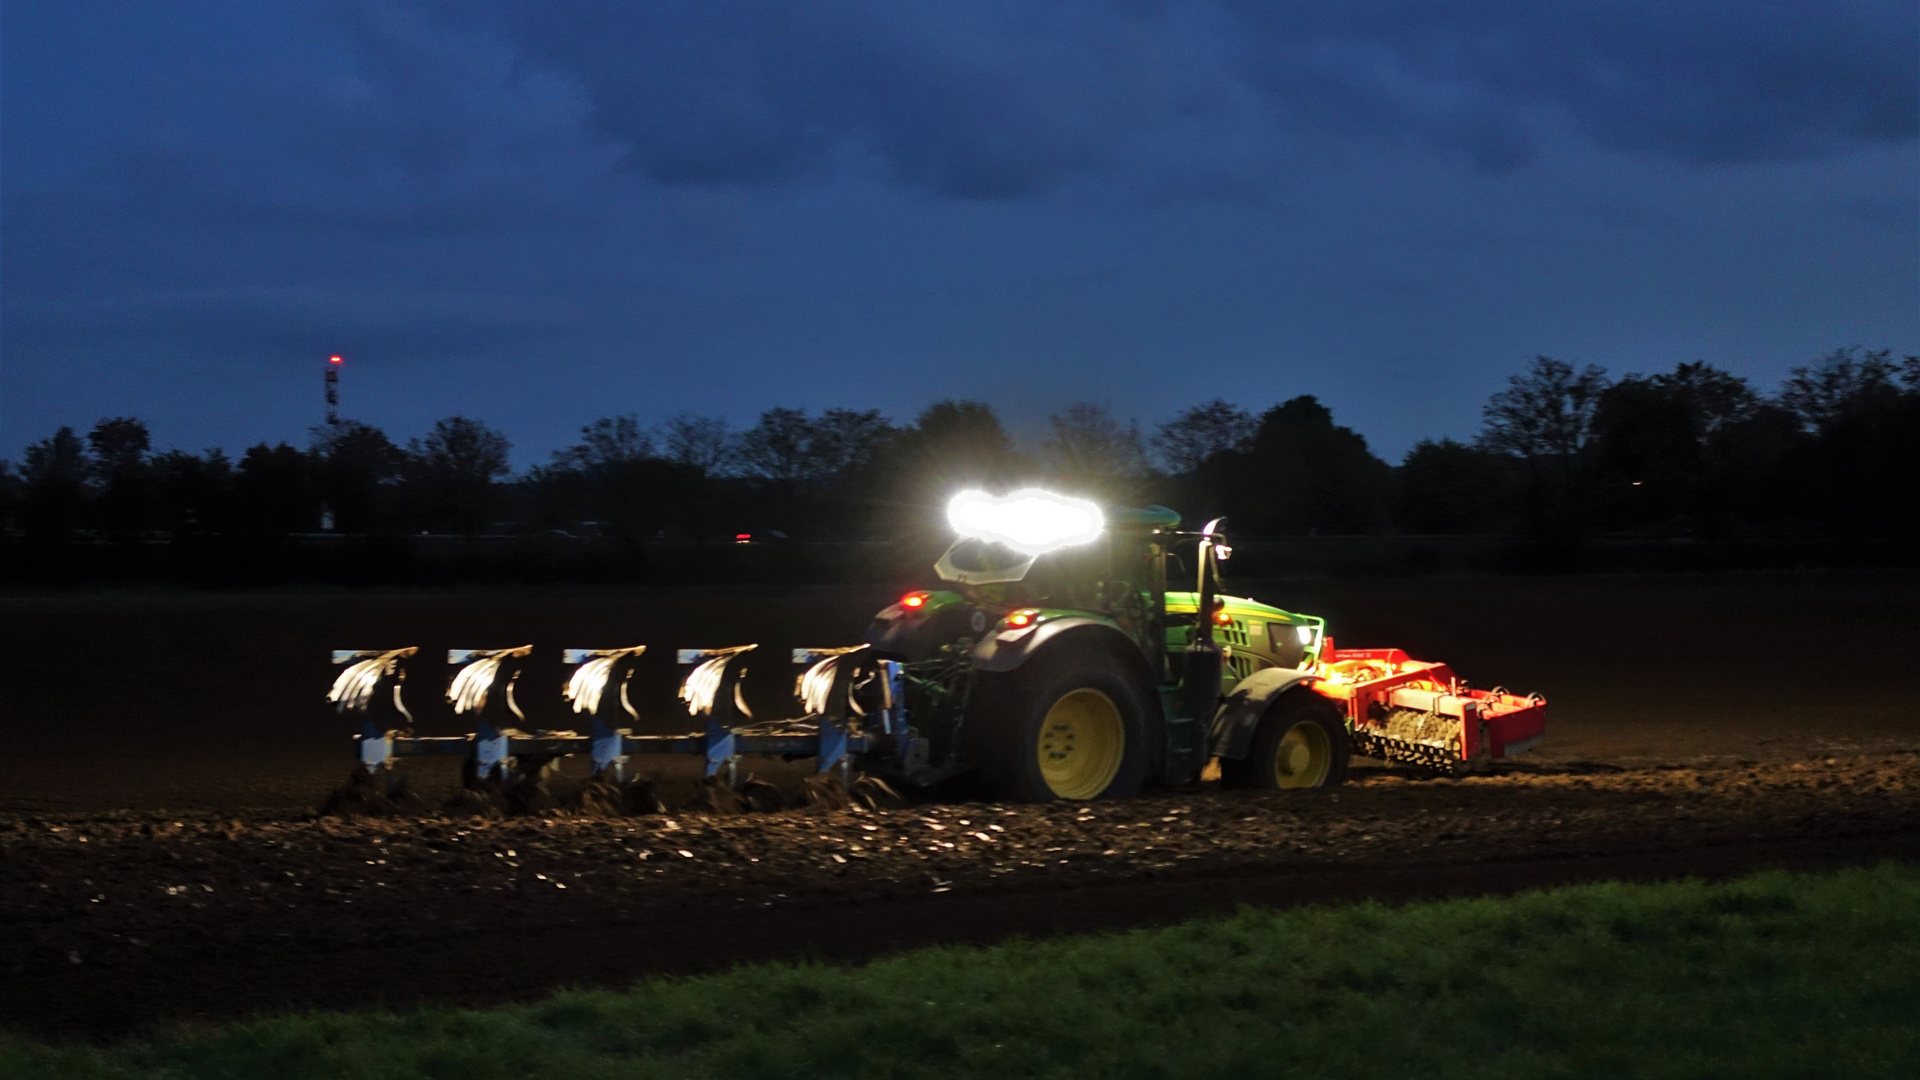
<box><xmin>3</xmin><ymin>347</ymin><xmax>1915</xmax><ymax>560</ymax></box>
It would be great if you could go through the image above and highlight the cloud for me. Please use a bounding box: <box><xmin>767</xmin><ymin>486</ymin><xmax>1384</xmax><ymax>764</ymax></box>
<box><xmin>4</xmin><ymin>0</ymin><xmax>1912</xmax><ymax>462</ymax></box>
<box><xmin>391</xmin><ymin>0</ymin><xmax>1917</xmax><ymax>198</ymax></box>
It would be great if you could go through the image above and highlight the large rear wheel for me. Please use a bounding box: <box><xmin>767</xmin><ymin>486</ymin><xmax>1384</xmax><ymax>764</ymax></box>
<box><xmin>972</xmin><ymin>647</ymin><xmax>1150</xmax><ymax>802</ymax></box>
<box><xmin>1221</xmin><ymin>694</ymin><xmax>1350</xmax><ymax>790</ymax></box>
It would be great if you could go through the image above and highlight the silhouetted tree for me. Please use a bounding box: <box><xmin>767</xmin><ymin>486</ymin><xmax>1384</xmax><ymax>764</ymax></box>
<box><xmin>19</xmin><ymin>427</ymin><xmax>88</xmax><ymax>549</ymax></box>
<box><xmin>1153</xmin><ymin>400</ymin><xmax>1256</xmax><ymax>475</ymax></box>
<box><xmin>1780</xmin><ymin>347</ymin><xmax>1902</xmax><ymax>432</ymax></box>
<box><xmin>735</xmin><ymin>408</ymin><xmax>812</xmax><ymax>485</ymax></box>
<box><xmin>0</xmin><ymin>460</ymin><xmax>19</xmax><ymax>535</ymax></box>
<box><xmin>1778</xmin><ymin>347</ymin><xmax>1920</xmax><ymax>539</ymax></box>
<box><xmin>153</xmin><ymin>449</ymin><xmax>234</xmax><ymax>536</ymax></box>
<box><xmin>313</xmin><ymin>421</ymin><xmax>406</xmax><ymax>533</ymax></box>
<box><xmin>1478</xmin><ymin>356</ymin><xmax>1610</xmax><ymax>542</ymax></box>
<box><xmin>731</xmin><ymin>407</ymin><xmax>898</xmax><ymax>535</ymax></box>
<box><xmin>535</xmin><ymin>415</ymin><xmax>681</xmax><ymax>543</ymax></box>
<box><xmin>1226</xmin><ymin>396</ymin><xmax>1390</xmax><ymax>535</ymax></box>
<box><xmin>1395</xmin><ymin>438</ymin><xmax>1517</xmax><ymax>535</ymax></box>
<box><xmin>1044</xmin><ymin>403</ymin><xmax>1149</xmax><ymax>497</ymax></box>
<box><xmin>804</xmin><ymin>409</ymin><xmax>898</xmax><ymax>538</ymax></box>
<box><xmin>901</xmin><ymin>401</ymin><xmax>1022</xmax><ymax>480</ymax></box>
<box><xmin>1152</xmin><ymin>400</ymin><xmax>1258</xmax><ymax>522</ymax></box>
<box><xmin>1590</xmin><ymin>362</ymin><xmax>1761</xmax><ymax>540</ymax></box>
<box><xmin>869</xmin><ymin>400</ymin><xmax>1029</xmax><ymax>537</ymax></box>
<box><xmin>662</xmin><ymin>413</ymin><xmax>734</xmax><ymax>474</ymax></box>
<box><xmin>233</xmin><ymin>443</ymin><xmax>320</xmax><ymax>536</ymax></box>
<box><xmin>806</xmin><ymin>409</ymin><xmax>894</xmax><ymax>483</ymax></box>
<box><xmin>733</xmin><ymin>406</ymin><xmax>817</xmax><ymax>533</ymax></box>
<box><xmin>563</xmin><ymin>415</ymin><xmax>653</xmax><ymax>471</ymax></box>
<box><xmin>657</xmin><ymin>413</ymin><xmax>734</xmax><ymax>539</ymax></box>
<box><xmin>406</xmin><ymin>417</ymin><xmax>511</xmax><ymax>535</ymax></box>
<box><xmin>86</xmin><ymin>417</ymin><xmax>154</xmax><ymax>543</ymax></box>
<box><xmin>1714</xmin><ymin>400</ymin><xmax>1806</xmax><ymax>531</ymax></box>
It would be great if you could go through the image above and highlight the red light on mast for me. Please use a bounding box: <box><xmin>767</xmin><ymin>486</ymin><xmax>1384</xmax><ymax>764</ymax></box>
<box><xmin>329</xmin><ymin>355</ymin><xmax>342</xmax><ymax>365</ymax></box>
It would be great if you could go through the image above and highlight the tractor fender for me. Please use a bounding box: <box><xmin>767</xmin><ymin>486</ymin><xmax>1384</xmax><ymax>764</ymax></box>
<box><xmin>970</xmin><ymin>616</ymin><xmax>1139</xmax><ymax>675</ymax></box>
<box><xmin>1210</xmin><ymin>668</ymin><xmax>1324</xmax><ymax>760</ymax></box>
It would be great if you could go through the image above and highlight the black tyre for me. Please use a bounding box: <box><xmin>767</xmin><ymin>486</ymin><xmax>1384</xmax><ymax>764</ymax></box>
<box><xmin>1221</xmin><ymin>694</ymin><xmax>1350</xmax><ymax>790</ymax></box>
<box><xmin>971</xmin><ymin>645</ymin><xmax>1151</xmax><ymax>802</ymax></box>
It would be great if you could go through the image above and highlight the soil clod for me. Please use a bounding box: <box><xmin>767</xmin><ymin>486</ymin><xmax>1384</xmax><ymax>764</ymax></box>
<box><xmin>738</xmin><ymin>775</ymin><xmax>789</xmax><ymax>813</ymax></box>
<box><xmin>685</xmin><ymin>775</ymin><xmax>747</xmax><ymax>815</ymax></box>
<box><xmin>319</xmin><ymin>770</ymin><xmax>428</xmax><ymax>818</ymax></box>
<box><xmin>801</xmin><ymin>773</ymin><xmax>854</xmax><ymax>811</ymax></box>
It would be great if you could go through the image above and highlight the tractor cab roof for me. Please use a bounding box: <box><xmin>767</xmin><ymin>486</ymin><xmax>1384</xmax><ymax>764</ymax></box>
<box><xmin>1106</xmin><ymin>505</ymin><xmax>1182</xmax><ymax>531</ymax></box>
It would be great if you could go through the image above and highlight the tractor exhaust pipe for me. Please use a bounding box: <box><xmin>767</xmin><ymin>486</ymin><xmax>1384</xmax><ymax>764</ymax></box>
<box><xmin>1182</xmin><ymin>517</ymin><xmax>1227</xmax><ymax>738</ymax></box>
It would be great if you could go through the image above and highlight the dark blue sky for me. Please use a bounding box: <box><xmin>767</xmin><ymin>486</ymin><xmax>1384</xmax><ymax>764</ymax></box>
<box><xmin>4</xmin><ymin>0</ymin><xmax>1915</xmax><ymax>467</ymax></box>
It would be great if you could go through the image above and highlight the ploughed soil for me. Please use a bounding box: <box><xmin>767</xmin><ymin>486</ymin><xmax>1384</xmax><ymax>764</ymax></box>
<box><xmin>3</xmin><ymin>571</ymin><xmax>1918</xmax><ymax>1042</ymax></box>
<box><xmin>5</xmin><ymin>754</ymin><xmax>1917</xmax><ymax>1042</ymax></box>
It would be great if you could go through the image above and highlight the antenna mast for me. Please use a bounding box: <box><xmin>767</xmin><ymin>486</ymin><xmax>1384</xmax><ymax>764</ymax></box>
<box><xmin>325</xmin><ymin>355</ymin><xmax>342</xmax><ymax>426</ymax></box>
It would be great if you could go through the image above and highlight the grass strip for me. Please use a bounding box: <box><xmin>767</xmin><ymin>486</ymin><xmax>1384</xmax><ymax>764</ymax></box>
<box><xmin>6</xmin><ymin>863</ymin><xmax>1919</xmax><ymax>1079</ymax></box>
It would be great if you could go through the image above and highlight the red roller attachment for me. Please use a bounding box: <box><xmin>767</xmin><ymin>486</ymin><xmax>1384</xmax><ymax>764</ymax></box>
<box><xmin>1311</xmin><ymin>647</ymin><xmax>1545</xmax><ymax>765</ymax></box>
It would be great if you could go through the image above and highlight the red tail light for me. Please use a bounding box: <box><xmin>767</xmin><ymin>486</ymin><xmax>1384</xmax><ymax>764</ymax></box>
<box><xmin>900</xmin><ymin>591</ymin><xmax>929</xmax><ymax>611</ymax></box>
<box><xmin>1005</xmin><ymin>609</ymin><xmax>1037</xmax><ymax>628</ymax></box>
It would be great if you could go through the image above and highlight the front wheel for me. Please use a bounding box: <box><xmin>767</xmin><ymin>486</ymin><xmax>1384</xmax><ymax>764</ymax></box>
<box><xmin>1221</xmin><ymin>695</ymin><xmax>1350</xmax><ymax>790</ymax></box>
<box><xmin>971</xmin><ymin>648</ymin><xmax>1150</xmax><ymax>802</ymax></box>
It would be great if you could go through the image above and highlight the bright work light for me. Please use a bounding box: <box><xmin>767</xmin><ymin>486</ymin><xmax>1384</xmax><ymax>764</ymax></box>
<box><xmin>947</xmin><ymin>489</ymin><xmax>1104</xmax><ymax>556</ymax></box>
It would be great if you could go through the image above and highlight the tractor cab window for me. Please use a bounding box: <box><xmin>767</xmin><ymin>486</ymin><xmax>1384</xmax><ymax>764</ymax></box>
<box><xmin>934</xmin><ymin>537</ymin><xmax>1038</xmax><ymax>586</ymax></box>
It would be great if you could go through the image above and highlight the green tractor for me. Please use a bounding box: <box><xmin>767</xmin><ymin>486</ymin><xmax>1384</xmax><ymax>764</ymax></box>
<box><xmin>861</xmin><ymin>488</ymin><xmax>1545</xmax><ymax>801</ymax></box>
<box><xmin>864</xmin><ymin>490</ymin><xmax>1342</xmax><ymax>800</ymax></box>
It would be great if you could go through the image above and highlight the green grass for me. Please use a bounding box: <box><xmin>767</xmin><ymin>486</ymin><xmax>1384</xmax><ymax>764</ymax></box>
<box><xmin>8</xmin><ymin>865</ymin><xmax>1919</xmax><ymax>1080</ymax></box>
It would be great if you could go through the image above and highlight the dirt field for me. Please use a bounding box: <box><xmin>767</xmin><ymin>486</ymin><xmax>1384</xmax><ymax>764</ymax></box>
<box><xmin>4</xmin><ymin>571</ymin><xmax>1918</xmax><ymax>1041</ymax></box>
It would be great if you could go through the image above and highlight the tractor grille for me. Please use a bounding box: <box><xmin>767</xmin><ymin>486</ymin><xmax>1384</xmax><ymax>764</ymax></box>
<box><xmin>1222</xmin><ymin>619</ymin><xmax>1259</xmax><ymax>683</ymax></box>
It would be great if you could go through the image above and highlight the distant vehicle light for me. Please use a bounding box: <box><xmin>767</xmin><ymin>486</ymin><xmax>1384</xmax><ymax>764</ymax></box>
<box><xmin>900</xmin><ymin>592</ymin><xmax>929</xmax><ymax>611</ymax></box>
<box><xmin>947</xmin><ymin>488</ymin><xmax>1103</xmax><ymax>556</ymax></box>
<box><xmin>734</xmin><ymin>533</ymin><xmax>752</xmax><ymax>543</ymax></box>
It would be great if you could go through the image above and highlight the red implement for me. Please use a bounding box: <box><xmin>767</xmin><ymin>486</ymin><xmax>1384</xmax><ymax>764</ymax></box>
<box><xmin>1309</xmin><ymin>646</ymin><xmax>1545</xmax><ymax>769</ymax></box>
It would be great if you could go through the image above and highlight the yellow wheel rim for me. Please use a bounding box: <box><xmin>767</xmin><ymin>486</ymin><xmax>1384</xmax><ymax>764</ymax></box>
<box><xmin>1272</xmin><ymin>720</ymin><xmax>1332</xmax><ymax>789</ymax></box>
<box><xmin>1037</xmin><ymin>688</ymin><xmax>1125</xmax><ymax>800</ymax></box>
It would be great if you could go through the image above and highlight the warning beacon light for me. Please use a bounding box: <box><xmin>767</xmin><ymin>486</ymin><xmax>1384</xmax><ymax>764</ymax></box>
<box><xmin>329</xmin><ymin>355</ymin><xmax>342</xmax><ymax>364</ymax></box>
<box><xmin>947</xmin><ymin>488</ymin><xmax>1104</xmax><ymax>556</ymax></box>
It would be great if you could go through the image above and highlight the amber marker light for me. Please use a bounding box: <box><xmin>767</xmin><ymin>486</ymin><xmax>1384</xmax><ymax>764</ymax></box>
<box><xmin>1212</xmin><ymin>608</ymin><xmax>1234</xmax><ymax>626</ymax></box>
